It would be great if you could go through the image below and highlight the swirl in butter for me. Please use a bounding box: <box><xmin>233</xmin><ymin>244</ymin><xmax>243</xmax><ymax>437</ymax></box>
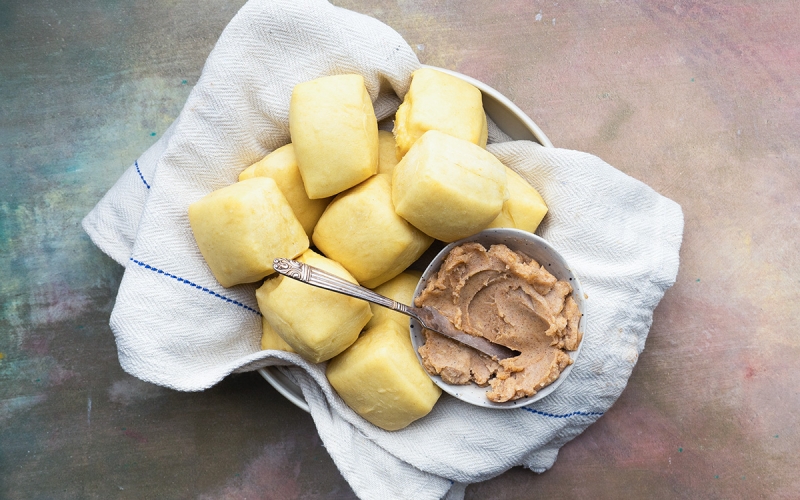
<box><xmin>415</xmin><ymin>242</ymin><xmax>582</xmax><ymax>402</ymax></box>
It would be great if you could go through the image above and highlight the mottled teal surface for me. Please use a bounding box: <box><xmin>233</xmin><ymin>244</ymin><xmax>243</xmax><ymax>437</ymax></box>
<box><xmin>1</xmin><ymin>1</ymin><xmax>351</xmax><ymax>497</ymax></box>
<box><xmin>2</xmin><ymin>0</ymin><xmax>799</xmax><ymax>498</ymax></box>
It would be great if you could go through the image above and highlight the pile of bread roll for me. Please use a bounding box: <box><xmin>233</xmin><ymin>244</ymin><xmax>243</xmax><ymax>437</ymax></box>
<box><xmin>188</xmin><ymin>68</ymin><xmax>548</xmax><ymax>430</ymax></box>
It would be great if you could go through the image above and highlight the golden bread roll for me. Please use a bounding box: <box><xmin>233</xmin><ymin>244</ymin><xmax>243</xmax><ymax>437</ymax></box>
<box><xmin>487</xmin><ymin>166</ymin><xmax>548</xmax><ymax>233</ymax></box>
<box><xmin>392</xmin><ymin>130</ymin><xmax>508</xmax><ymax>242</ymax></box>
<box><xmin>188</xmin><ymin>177</ymin><xmax>308</xmax><ymax>287</ymax></box>
<box><xmin>312</xmin><ymin>175</ymin><xmax>433</xmax><ymax>288</ymax></box>
<box><xmin>326</xmin><ymin>320</ymin><xmax>441</xmax><ymax>431</ymax></box>
<box><xmin>393</xmin><ymin>67</ymin><xmax>487</xmax><ymax>159</ymax></box>
<box><xmin>289</xmin><ymin>74</ymin><xmax>379</xmax><ymax>199</ymax></box>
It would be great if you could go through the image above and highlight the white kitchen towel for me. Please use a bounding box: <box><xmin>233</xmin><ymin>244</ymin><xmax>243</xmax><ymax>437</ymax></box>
<box><xmin>82</xmin><ymin>1</ymin><xmax>684</xmax><ymax>499</ymax></box>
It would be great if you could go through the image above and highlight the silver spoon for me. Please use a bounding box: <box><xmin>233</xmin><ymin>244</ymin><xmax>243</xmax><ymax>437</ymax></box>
<box><xmin>272</xmin><ymin>258</ymin><xmax>518</xmax><ymax>361</ymax></box>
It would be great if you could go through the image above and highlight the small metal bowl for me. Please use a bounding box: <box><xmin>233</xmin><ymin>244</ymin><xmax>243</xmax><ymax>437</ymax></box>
<box><xmin>410</xmin><ymin>228</ymin><xmax>586</xmax><ymax>409</ymax></box>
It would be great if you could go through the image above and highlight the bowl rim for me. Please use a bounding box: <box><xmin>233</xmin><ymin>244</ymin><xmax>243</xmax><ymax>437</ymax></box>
<box><xmin>260</xmin><ymin>66</ymin><xmax>554</xmax><ymax>413</ymax></box>
<box><xmin>409</xmin><ymin>228</ymin><xmax>586</xmax><ymax>409</ymax></box>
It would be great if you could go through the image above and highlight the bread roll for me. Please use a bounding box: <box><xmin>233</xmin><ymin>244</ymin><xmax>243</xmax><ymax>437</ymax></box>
<box><xmin>188</xmin><ymin>177</ymin><xmax>308</xmax><ymax>287</ymax></box>
<box><xmin>393</xmin><ymin>67</ymin><xmax>487</xmax><ymax>159</ymax></box>
<box><xmin>327</xmin><ymin>320</ymin><xmax>441</xmax><ymax>431</ymax></box>
<box><xmin>313</xmin><ymin>175</ymin><xmax>432</xmax><ymax>288</ymax></box>
<box><xmin>487</xmin><ymin>166</ymin><xmax>548</xmax><ymax>233</ymax></box>
<box><xmin>392</xmin><ymin>130</ymin><xmax>507</xmax><ymax>242</ymax></box>
<box><xmin>290</xmin><ymin>74</ymin><xmax>379</xmax><ymax>199</ymax></box>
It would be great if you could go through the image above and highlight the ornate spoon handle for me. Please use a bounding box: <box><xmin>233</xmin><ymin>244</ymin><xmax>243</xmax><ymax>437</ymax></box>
<box><xmin>272</xmin><ymin>258</ymin><xmax>414</xmax><ymax>315</ymax></box>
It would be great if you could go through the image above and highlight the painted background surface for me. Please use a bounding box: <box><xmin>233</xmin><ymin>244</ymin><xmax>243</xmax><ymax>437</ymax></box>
<box><xmin>1</xmin><ymin>0</ymin><xmax>798</xmax><ymax>498</ymax></box>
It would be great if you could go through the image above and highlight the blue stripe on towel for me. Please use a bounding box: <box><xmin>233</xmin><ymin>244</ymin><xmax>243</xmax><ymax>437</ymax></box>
<box><xmin>129</xmin><ymin>257</ymin><xmax>261</xmax><ymax>316</ymax></box>
<box><xmin>135</xmin><ymin>160</ymin><xmax>151</xmax><ymax>189</ymax></box>
<box><xmin>521</xmin><ymin>407</ymin><xmax>603</xmax><ymax>419</ymax></box>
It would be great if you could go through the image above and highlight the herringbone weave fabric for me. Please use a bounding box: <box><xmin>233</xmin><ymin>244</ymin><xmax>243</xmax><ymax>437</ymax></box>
<box><xmin>82</xmin><ymin>1</ymin><xmax>684</xmax><ymax>498</ymax></box>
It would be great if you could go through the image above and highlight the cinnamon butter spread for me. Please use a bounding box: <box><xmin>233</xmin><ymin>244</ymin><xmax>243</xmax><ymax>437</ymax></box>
<box><xmin>415</xmin><ymin>242</ymin><xmax>582</xmax><ymax>402</ymax></box>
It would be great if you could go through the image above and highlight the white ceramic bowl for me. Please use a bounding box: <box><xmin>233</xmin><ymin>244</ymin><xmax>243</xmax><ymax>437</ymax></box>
<box><xmin>410</xmin><ymin>228</ymin><xmax>586</xmax><ymax>409</ymax></box>
<box><xmin>259</xmin><ymin>66</ymin><xmax>553</xmax><ymax>413</ymax></box>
